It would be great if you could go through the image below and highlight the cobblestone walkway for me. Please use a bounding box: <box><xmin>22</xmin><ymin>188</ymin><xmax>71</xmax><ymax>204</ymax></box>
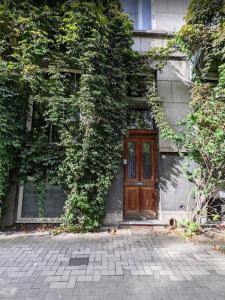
<box><xmin>0</xmin><ymin>229</ymin><xmax>225</xmax><ymax>299</ymax></box>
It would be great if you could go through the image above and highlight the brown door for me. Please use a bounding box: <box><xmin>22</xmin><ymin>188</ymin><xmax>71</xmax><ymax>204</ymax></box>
<box><xmin>124</xmin><ymin>130</ymin><xmax>157</xmax><ymax>219</ymax></box>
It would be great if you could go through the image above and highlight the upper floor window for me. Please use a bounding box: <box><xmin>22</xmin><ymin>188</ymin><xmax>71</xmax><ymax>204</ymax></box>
<box><xmin>121</xmin><ymin>0</ymin><xmax>151</xmax><ymax>31</ymax></box>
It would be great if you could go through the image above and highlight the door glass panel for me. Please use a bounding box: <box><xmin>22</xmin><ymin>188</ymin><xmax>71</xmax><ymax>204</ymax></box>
<box><xmin>143</xmin><ymin>142</ymin><xmax>151</xmax><ymax>179</ymax></box>
<box><xmin>128</xmin><ymin>142</ymin><xmax>136</xmax><ymax>178</ymax></box>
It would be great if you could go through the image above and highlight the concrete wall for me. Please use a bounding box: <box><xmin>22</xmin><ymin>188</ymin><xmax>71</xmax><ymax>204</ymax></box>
<box><xmin>153</xmin><ymin>0</ymin><xmax>190</xmax><ymax>32</ymax></box>
<box><xmin>158</xmin><ymin>61</ymin><xmax>191</xmax><ymax>152</ymax></box>
<box><xmin>158</xmin><ymin>153</ymin><xmax>193</xmax><ymax>223</ymax></box>
<box><xmin>155</xmin><ymin>0</ymin><xmax>192</xmax><ymax>223</ymax></box>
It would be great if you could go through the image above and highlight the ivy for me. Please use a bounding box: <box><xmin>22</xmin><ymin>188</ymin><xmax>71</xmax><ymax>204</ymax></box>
<box><xmin>60</xmin><ymin>1</ymin><xmax>133</xmax><ymax>231</ymax></box>
<box><xmin>0</xmin><ymin>0</ymin><xmax>134</xmax><ymax>230</ymax></box>
<box><xmin>146</xmin><ymin>74</ymin><xmax>179</xmax><ymax>145</ymax></box>
<box><xmin>1</xmin><ymin>0</ymin><xmax>222</xmax><ymax>228</ymax></box>
<box><xmin>0</xmin><ymin>62</ymin><xmax>28</xmax><ymax>218</ymax></box>
<box><xmin>145</xmin><ymin>0</ymin><xmax>225</xmax><ymax>221</ymax></box>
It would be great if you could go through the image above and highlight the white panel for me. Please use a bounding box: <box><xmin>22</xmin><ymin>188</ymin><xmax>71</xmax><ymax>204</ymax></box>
<box><xmin>150</xmin><ymin>37</ymin><xmax>169</xmax><ymax>48</ymax></box>
<box><xmin>132</xmin><ymin>36</ymin><xmax>141</xmax><ymax>51</ymax></box>
<box><xmin>159</xmin><ymin>211</ymin><xmax>191</xmax><ymax>224</ymax></box>
<box><xmin>169</xmin><ymin>60</ymin><xmax>191</xmax><ymax>82</ymax></box>
<box><xmin>167</xmin><ymin>0</ymin><xmax>189</xmax><ymax>13</ymax></box>
<box><xmin>156</xmin><ymin>12</ymin><xmax>186</xmax><ymax>31</ymax></box>
<box><xmin>162</xmin><ymin>102</ymin><xmax>190</xmax><ymax>125</ymax></box>
<box><xmin>157</xmin><ymin>81</ymin><xmax>172</xmax><ymax>102</ymax></box>
<box><xmin>157</xmin><ymin>64</ymin><xmax>181</xmax><ymax>81</ymax></box>
<box><xmin>156</xmin><ymin>0</ymin><xmax>168</xmax><ymax>12</ymax></box>
<box><xmin>171</xmin><ymin>81</ymin><xmax>190</xmax><ymax>103</ymax></box>
<box><xmin>140</xmin><ymin>37</ymin><xmax>152</xmax><ymax>52</ymax></box>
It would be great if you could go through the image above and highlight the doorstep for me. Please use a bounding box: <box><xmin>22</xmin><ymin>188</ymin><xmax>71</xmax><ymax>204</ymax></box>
<box><xmin>119</xmin><ymin>219</ymin><xmax>167</xmax><ymax>227</ymax></box>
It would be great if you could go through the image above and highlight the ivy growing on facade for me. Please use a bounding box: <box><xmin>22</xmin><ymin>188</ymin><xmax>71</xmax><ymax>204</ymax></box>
<box><xmin>0</xmin><ymin>0</ymin><xmax>139</xmax><ymax>230</ymax></box>
<box><xmin>0</xmin><ymin>0</ymin><xmax>224</xmax><ymax>229</ymax></box>
<box><xmin>148</xmin><ymin>0</ymin><xmax>225</xmax><ymax>221</ymax></box>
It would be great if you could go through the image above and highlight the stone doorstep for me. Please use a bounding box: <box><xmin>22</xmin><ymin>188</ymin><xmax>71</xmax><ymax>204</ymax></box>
<box><xmin>119</xmin><ymin>219</ymin><xmax>167</xmax><ymax>229</ymax></box>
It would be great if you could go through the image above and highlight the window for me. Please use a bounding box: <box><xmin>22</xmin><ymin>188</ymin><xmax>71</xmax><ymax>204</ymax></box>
<box><xmin>128</xmin><ymin>109</ymin><xmax>156</xmax><ymax>130</ymax></box>
<box><xmin>121</xmin><ymin>0</ymin><xmax>151</xmax><ymax>31</ymax></box>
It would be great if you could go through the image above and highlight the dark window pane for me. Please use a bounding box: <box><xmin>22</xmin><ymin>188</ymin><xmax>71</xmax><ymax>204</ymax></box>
<box><xmin>129</xmin><ymin>110</ymin><xmax>156</xmax><ymax>130</ymax></box>
<box><xmin>121</xmin><ymin>0</ymin><xmax>138</xmax><ymax>30</ymax></box>
<box><xmin>121</xmin><ymin>0</ymin><xmax>152</xmax><ymax>31</ymax></box>
<box><xmin>21</xmin><ymin>183</ymin><xmax>66</xmax><ymax>218</ymax></box>
<box><xmin>142</xmin><ymin>0</ymin><xmax>151</xmax><ymax>30</ymax></box>
<box><xmin>128</xmin><ymin>142</ymin><xmax>136</xmax><ymax>178</ymax></box>
<box><xmin>143</xmin><ymin>142</ymin><xmax>151</xmax><ymax>179</ymax></box>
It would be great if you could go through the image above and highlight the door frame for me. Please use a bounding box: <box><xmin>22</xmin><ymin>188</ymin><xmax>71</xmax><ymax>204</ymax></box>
<box><xmin>123</xmin><ymin>129</ymin><xmax>159</xmax><ymax>220</ymax></box>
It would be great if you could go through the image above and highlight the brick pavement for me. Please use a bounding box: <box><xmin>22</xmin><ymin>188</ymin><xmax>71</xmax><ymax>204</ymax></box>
<box><xmin>0</xmin><ymin>229</ymin><xmax>225</xmax><ymax>299</ymax></box>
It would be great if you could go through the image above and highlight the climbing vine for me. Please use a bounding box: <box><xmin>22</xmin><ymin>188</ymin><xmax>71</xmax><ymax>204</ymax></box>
<box><xmin>146</xmin><ymin>0</ymin><xmax>225</xmax><ymax>221</ymax></box>
<box><xmin>0</xmin><ymin>0</ymin><xmax>134</xmax><ymax>230</ymax></box>
<box><xmin>60</xmin><ymin>1</ymin><xmax>133</xmax><ymax>231</ymax></box>
<box><xmin>1</xmin><ymin>0</ymin><xmax>223</xmax><ymax>229</ymax></box>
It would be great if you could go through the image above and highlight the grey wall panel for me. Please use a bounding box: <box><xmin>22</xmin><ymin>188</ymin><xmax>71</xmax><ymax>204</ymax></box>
<box><xmin>22</xmin><ymin>183</ymin><xmax>66</xmax><ymax>218</ymax></box>
<box><xmin>105</xmin><ymin>166</ymin><xmax>123</xmax><ymax>212</ymax></box>
<box><xmin>1</xmin><ymin>182</ymin><xmax>17</xmax><ymax>227</ymax></box>
<box><xmin>104</xmin><ymin>166</ymin><xmax>123</xmax><ymax>225</ymax></box>
<box><xmin>159</xmin><ymin>153</ymin><xmax>193</xmax><ymax>211</ymax></box>
<box><xmin>162</xmin><ymin>102</ymin><xmax>190</xmax><ymax>125</ymax></box>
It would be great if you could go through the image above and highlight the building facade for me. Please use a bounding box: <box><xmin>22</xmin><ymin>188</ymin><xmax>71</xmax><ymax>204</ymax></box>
<box><xmin>4</xmin><ymin>0</ymin><xmax>193</xmax><ymax>227</ymax></box>
<box><xmin>104</xmin><ymin>0</ymin><xmax>192</xmax><ymax>226</ymax></box>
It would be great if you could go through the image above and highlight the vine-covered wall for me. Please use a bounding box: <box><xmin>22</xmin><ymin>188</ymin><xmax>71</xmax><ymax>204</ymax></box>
<box><xmin>1</xmin><ymin>0</ymin><xmax>223</xmax><ymax>229</ymax></box>
<box><xmin>147</xmin><ymin>0</ymin><xmax>225</xmax><ymax>220</ymax></box>
<box><xmin>0</xmin><ymin>0</ymin><xmax>141</xmax><ymax>231</ymax></box>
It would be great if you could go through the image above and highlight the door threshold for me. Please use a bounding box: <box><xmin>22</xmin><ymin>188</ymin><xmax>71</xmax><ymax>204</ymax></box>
<box><xmin>120</xmin><ymin>219</ymin><xmax>166</xmax><ymax>226</ymax></box>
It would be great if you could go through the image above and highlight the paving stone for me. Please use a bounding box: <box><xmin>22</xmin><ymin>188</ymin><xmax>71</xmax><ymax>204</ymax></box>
<box><xmin>45</xmin><ymin>275</ymin><xmax>61</xmax><ymax>282</ymax></box>
<box><xmin>170</xmin><ymin>275</ymin><xmax>186</xmax><ymax>281</ymax></box>
<box><xmin>77</xmin><ymin>275</ymin><xmax>93</xmax><ymax>282</ymax></box>
<box><xmin>67</xmin><ymin>276</ymin><xmax>77</xmax><ymax>288</ymax></box>
<box><xmin>49</xmin><ymin>281</ymin><xmax>67</xmax><ymax>289</ymax></box>
<box><xmin>0</xmin><ymin>229</ymin><xmax>225</xmax><ymax>299</ymax></box>
<box><xmin>61</xmin><ymin>271</ymin><xmax>71</xmax><ymax>282</ymax></box>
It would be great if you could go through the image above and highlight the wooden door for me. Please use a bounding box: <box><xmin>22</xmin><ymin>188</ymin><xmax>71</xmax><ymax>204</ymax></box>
<box><xmin>124</xmin><ymin>130</ymin><xmax>157</xmax><ymax>219</ymax></box>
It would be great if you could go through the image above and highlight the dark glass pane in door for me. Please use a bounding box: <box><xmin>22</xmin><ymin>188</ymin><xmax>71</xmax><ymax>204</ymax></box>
<box><xmin>128</xmin><ymin>142</ymin><xmax>136</xmax><ymax>178</ymax></box>
<box><xmin>143</xmin><ymin>142</ymin><xmax>151</xmax><ymax>179</ymax></box>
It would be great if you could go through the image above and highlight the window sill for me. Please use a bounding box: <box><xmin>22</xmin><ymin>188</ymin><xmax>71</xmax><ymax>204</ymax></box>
<box><xmin>133</xmin><ymin>30</ymin><xmax>174</xmax><ymax>37</ymax></box>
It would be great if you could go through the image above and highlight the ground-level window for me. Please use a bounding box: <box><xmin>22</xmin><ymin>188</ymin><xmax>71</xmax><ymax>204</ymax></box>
<box><xmin>121</xmin><ymin>0</ymin><xmax>151</xmax><ymax>31</ymax></box>
<box><xmin>16</xmin><ymin>183</ymin><xmax>66</xmax><ymax>223</ymax></box>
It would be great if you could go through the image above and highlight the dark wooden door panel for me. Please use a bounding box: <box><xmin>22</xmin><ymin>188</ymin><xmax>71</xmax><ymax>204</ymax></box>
<box><xmin>139</xmin><ymin>187</ymin><xmax>156</xmax><ymax>218</ymax></box>
<box><xmin>124</xmin><ymin>130</ymin><xmax>158</xmax><ymax>219</ymax></box>
<box><xmin>125</xmin><ymin>187</ymin><xmax>139</xmax><ymax>212</ymax></box>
